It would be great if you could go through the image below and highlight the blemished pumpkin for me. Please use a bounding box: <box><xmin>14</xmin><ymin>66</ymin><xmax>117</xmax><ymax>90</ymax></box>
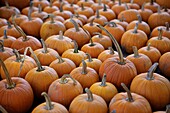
<box><xmin>110</xmin><ymin>17</ymin><xmax>129</xmax><ymax>30</ymax></box>
<box><xmin>32</xmin><ymin>92</ymin><xmax>69</xmax><ymax>113</ymax></box>
<box><xmin>77</xmin><ymin>0</ymin><xmax>94</xmax><ymax>7</ymax></box>
<box><xmin>109</xmin><ymin>83</ymin><xmax>152</xmax><ymax>113</ymax></box>
<box><xmin>69</xmin><ymin>88</ymin><xmax>108</xmax><ymax>113</ymax></box>
<box><xmin>98</xmin><ymin>25</ymin><xmax>137</xmax><ymax>91</ymax></box>
<box><xmin>63</xmin><ymin>2</ymin><xmax>79</xmax><ymax>14</ymax></box>
<box><xmin>49</xmin><ymin>55</ymin><xmax>76</xmax><ymax>78</ymax></box>
<box><xmin>48</xmin><ymin>74</ymin><xmax>83</xmax><ymax>107</ymax></box>
<box><xmin>121</xmin><ymin>22</ymin><xmax>148</xmax><ymax>54</ymax></box>
<box><xmin>25</xmin><ymin>47</ymin><xmax>58</xmax><ymax>98</ymax></box>
<box><xmin>70</xmin><ymin>60</ymin><xmax>99</xmax><ymax>89</ymax></box>
<box><xmin>90</xmin><ymin>73</ymin><xmax>118</xmax><ymax>104</ymax></box>
<box><xmin>126</xmin><ymin>46</ymin><xmax>152</xmax><ymax>74</ymax></box>
<box><xmin>130</xmin><ymin>63</ymin><xmax>170</xmax><ymax>111</ymax></box>
<box><xmin>0</xmin><ymin>58</ymin><xmax>34</xmax><ymax>113</ymax></box>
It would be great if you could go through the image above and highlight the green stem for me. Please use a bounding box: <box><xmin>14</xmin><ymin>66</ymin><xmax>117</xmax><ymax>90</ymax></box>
<box><xmin>119</xmin><ymin>14</ymin><xmax>126</xmax><ymax>22</ymax></box>
<box><xmin>38</xmin><ymin>4</ymin><xmax>42</xmax><ymax>13</ymax></box>
<box><xmin>56</xmin><ymin>55</ymin><xmax>64</xmax><ymax>63</ymax></box>
<box><xmin>41</xmin><ymin>39</ymin><xmax>48</xmax><ymax>53</ymax></box>
<box><xmin>146</xmin><ymin>63</ymin><xmax>158</xmax><ymax>80</ymax></box>
<box><xmin>85</xmin><ymin>88</ymin><xmax>93</xmax><ymax>101</ymax></box>
<box><xmin>50</xmin><ymin>14</ymin><xmax>55</xmax><ymax>23</ymax></box>
<box><xmin>132</xmin><ymin>46</ymin><xmax>139</xmax><ymax>58</ymax></box>
<box><xmin>93</xmin><ymin>32</ymin><xmax>102</xmax><ymax>38</ymax></box>
<box><xmin>7</xmin><ymin>21</ymin><xmax>12</xmax><ymax>29</ymax></box>
<box><xmin>100</xmin><ymin>73</ymin><xmax>107</xmax><ymax>86</ymax></box>
<box><xmin>96</xmin><ymin>9</ymin><xmax>100</xmax><ymax>18</ymax></box>
<box><xmin>0</xmin><ymin>58</ymin><xmax>15</xmax><ymax>89</ymax></box>
<box><xmin>121</xmin><ymin>83</ymin><xmax>134</xmax><ymax>102</ymax></box>
<box><xmin>72</xmin><ymin>40</ymin><xmax>79</xmax><ymax>53</ymax></box>
<box><xmin>41</xmin><ymin>92</ymin><xmax>54</xmax><ymax>110</ymax></box>
<box><xmin>147</xmin><ymin>43</ymin><xmax>151</xmax><ymax>51</ymax></box>
<box><xmin>137</xmin><ymin>14</ymin><xmax>142</xmax><ymax>23</ymax></box>
<box><xmin>103</xmin><ymin>4</ymin><xmax>107</xmax><ymax>11</ymax></box>
<box><xmin>3</xmin><ymin>30</ymin><xmax>8</xmax><ymax>39</ymax></box>
<box><xmin>0</xmin><ymin>40</ymin><xmax>5</xmax><ymax>52</ymax></box>
<box><xmin>4</xmin><ymin>0</ymin><xmax>10</xmax><ymax>8</ymax></box>
<box><xmin>108</xmin><ymin>47</ymin><xmax>115</xmax><ymax>54</ymax></box>
<box><xmin>86</xmin><ymin>53</ymin><xmax>93</xmax><ymax>62</ymax></box>
<box><xmin>70</xmin><ymin>18</ymin><xmax>80</xmax><ymax>32</ymax></box>
<box><xmin>28</xmin><ymin>1</ymin><xmax>33</xmax><ymax>21</ymax></box>
<box><xmin>165</xmin><ymin>22</ymin><xmax>169</xmax><ymax>31</ymax></box>
<box><xmin>158</xmin><ymin>28</ymin><xmax>163</xmax><ymax>40</ymax></box>
<box><xmin>97</xmin><ymin>25</ymin><xmax>125</xmax><ymax>65</ymax></box>
<box><xmin>12</xmin><ymin>49</ymin><xmax>22</xmax><ymax>62</ymax></box>
<box><xmin>59</xmin><ymin>74</ymin><xmax>77</xmax><ymax>85</ymax></box>
<box><xmin>0</xmin><ymin>105</ymin><xmax>8</xmax><ymax>113</ymax></box>
<box><xmin>133</xmin><ymin>22</ymin><xmax>138</xmax><ymax>33</ymax></box>
<box><xmin>81</xmin><ymin>60</ymin><xmax>87</xmax><ymax>74</ymax></box>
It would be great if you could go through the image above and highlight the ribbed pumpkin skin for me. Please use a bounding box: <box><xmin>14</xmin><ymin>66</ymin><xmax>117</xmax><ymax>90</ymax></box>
<box><xmin>0</xmin><ymin>47</ymin><xmax>14</xmax><ymax>61</ymax></box>
<box><xmin>156</xmin><ymin>0</ymin><xmax>170</xmax><ymax>8</ymax></box>
<box><xmin>98</xmin><ymin>49</ymin><xmax>118</xmax><ymax>62</ymax></box>
<box><xmin>0</xmin><ymin>77</ymin><xmax>34</xmax><ymax>113</ymax></box>
<box><xmin>99</xmin><ymin>57</ymin><xmax>137</xmax><ymax>90</ymax></box>
<box><xmin>130</xmin><ymin>73</ymin><xmax>170</xmax><ymax>111</ymax></box>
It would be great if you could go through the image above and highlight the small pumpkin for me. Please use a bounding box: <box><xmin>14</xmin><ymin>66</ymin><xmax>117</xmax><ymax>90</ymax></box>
<box><xmin>144</xmin><ymin>0</ymin><xmax>160</xmax><ymax>13</ymax></box>
<box><xmin>43</xmin><ymin>0</ymin><xmax>59</xmax><ymax>13</ymax></box>
<box><xmin>63</xmin><ymin>1</ymin><xmax>79</xmax><ymax>14</ymax></box>
<box><xmin>77</xmin><ymin>0</ymin><xmax>94</xmax><ymax>7</ymax></box>
<box><xmin>77</xmin><ymin>3</ymin><xmax>94</xmax><ymax>18</ymax></box>
<box><xmin>156</xmin><ymin>0</ymin><xmax>170</xmax><ymax>9</ymax></box>
<box><xmin>73</xmin><ymin>12</ymin><xmax>88</xmax><ymax>25</ymax></box>
<box><xmin>21</xmin><ymin>1</ymin><xmax>38</xmax><ymax>16</ymax></box>
<box><xmin>0</xmin><ymin>18</ymin><xmax>7</xmax><ymax>28</ymax></box>
<box><xmin>33</xmin><ymin>0</ymin><xmax>50</xmax><ymax>9</ymax></box>
<box><xmin>32</xmin><ymin>92</ymin><xmax>69</xmax><ymax>113</ymax></box>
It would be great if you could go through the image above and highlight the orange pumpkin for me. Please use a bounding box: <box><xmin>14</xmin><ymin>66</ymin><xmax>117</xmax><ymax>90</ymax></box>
<box><xmin>0</xmin><ymin>58</ymin><xmax>34</xmax><ymax>113</ymax></box>
<box><xmin>144</xmin><ymin>0</ymin><xmax>160</xmax><ymax>13</ymax></box>
<box><xmin>109</xmin><ymin>83</ymin><xmax>152</xmax><ymax>113</ymax></box>
<box><xmin>77</xmin><ymin>4</ymin><xmax>94</xmax><ymax>18</ymax></box>
<box><xmin>0</xmin><ymin>18</ymin><xmax>7</xmax><ymax>28</ymax></box>
<box><xmin>63</xmin><ymin>2</ymin><xmax>79</xmax><ymax>14</ymax></box>
<box><xmin>43</xmin><ymin>0</ymin><xmax>59</xmax><ymax>13</ymax></box>
<box><xmin>48</xmin><ymin>74</ymin><xmax>83</xmax><ymax>107</ymax></box>
<box><xmin>90</xmin><ymin>73</ymin><xmax>118</xmax><ymax>104</ymax></box>
<box><xmin>77</xmin><ymin>0</ymin><xmax>94</xmax><ymax>7</ymax></box>
<box><xmin>21</xmin><ymin>1</ymin><xmax>38</xmax><ymax>16</ymax></box>
<box><xmin>130</xmin><ymin>63</ymin><xmax>170</xmax><ymax>111</ymax></box>
<box><xmin>153</xmin><ymin>105</ymin><xmax>170</xmax><ymax>113</ymax></box>
<box><xmin>156</xmin><ymin>0</ymin><xmax>170</xmax><ymax>9</ymax></box>
<box><xmin>32</xmin><ymin>92</ymin><xmax>69</xmax><ymax>113</ymax></box>
<box><xmin>33</xmin><ymin>0</ymin><xmax>50</xmax><ymax>9</ymax></box>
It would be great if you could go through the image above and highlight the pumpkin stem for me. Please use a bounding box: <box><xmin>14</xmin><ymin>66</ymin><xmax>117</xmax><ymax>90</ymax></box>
<box><xmin>38</xmin><ymin>4</ymin><xmax>42</xmax><ymax>13</ymax></box>
<box><xmin>70</xmin><ymin>18</ymin><xmax>80</xmax><ymax>32</ymax></box>
<box><xmin>146</xmin><ymin>63</ymin><xmax>158</xmax><ymax>80</ymax></box>
<box><xmin>141</xmin><ymin>3</ymin><xmax>145</xmax><ymax>11</ymax></box>
<box><xmin>108</xmin><ymin>47</ymin><xmax>115</xmax><ymax>54</ymax></box>
<box><xmin>85</xmin><ymin>88</ymin><xmax>93</xmax><ymax>101</ymax></box>
<box><xmin>70</xmin><ymin>0</ymin><xmax>74</xmax><ymax>7</ymax></box>
<box><xmin>86</xmin><ymin>53</ymin><xmax>93</xmax><ymax>62</ymax></box>
<box><xmin>103</xmin><ymin>4</ymin><xmax>107</xmax><ymax>11</ymax></box>
<box><xmin>7</xmin><ymin>21</ymin><xmax>12</xmax><ymax>29</ymax></box>
<box><xmin>118</xmin><ymin>0</ymin><xmax>121</xmax><ymax>6</ymax></box>
<box><xmin>100</xmin><ymin>73</ymin><xmax>107</xmax><ymax>86</ymax></box>
<box><xmin>158</xmin><ymin>28</ymin><xmax>163</xmax><ymax>40</ymax></box>
<box><xmin>97</xmin><ymin>25</ymin><xmax>125</xmax><ymax>65</ymax></box>
<box><xmin>59</xmin><ymin>2</ymin><xmax>64</xmax><ymax>12</ymax></box>
<box><xmin>41</xmin><ymin>39</ymin><xmax>48</xmax><ymax>53</ymax></box>
<box><xmin>12</xmin><ymin>15</ymin><xmax>28</xmax><ymax>41</ymax></box>
<box><xmin>58</xmin><ymin>30</ymin><xmax>64</xmax><ymax>40</ymax></box>
<box><xmin>13</xmin><ymin>49</ymin><xmax>22</xmax><ymax>62</ymax></box>
<box><xmin>132</xmin><ymin>46</ymin><xmax>139</xmax><ymax>58</ymax></box>
<box><xmin>93</xmin><ymin>32</ymin><xmax>103</xmax><ymax>38</ymax></box>
<box><xmin>150</xmin><ymin>0</ymin><xmax>154</xmax><ymax>5</ymax></box>
<box><xmin>133</xmin><ymin>22</ymin><xmax>138</xmax><ymax>33</ymax></box>
<box><xmin>165</xmin><ymin>22</ymin><xmax>169</xmax><ymax>31</ymax></box>
<box><xmin>147</xmin><ymin>43</ymin><xmax>151</xmax><ymax>51</ymax></box>
<box><xmin>0</xmin><ymin>58</ymin><xmax>15</xmax><ymax>89</ymax></box>
<box><xmin>130</xmin><ymin>0</ymin><xmax>134</xmax><ymax>4</ymax></box>
<box><xmin>56</xmin><ymin>55</ymin><xmax>64</xmax><ymax>63</ymax></box>
<box><xmin>24</xmin><ymin>47</ymin><xmax>45</xmax><ymax>72</ymax></box>
<box><xmin>157</xmin><ymin>5</ymin><xmax>161</xmax><ymax>14</ymax></box>
<box><xmin>14</xmin><ymin>8</ymin><xmax>20</xmax><ymax>18</ymax></box>
<box><xmin>96</xmin><ymin>9</ymin><xmax>100</xmax><ymax>18</ymax></box>
<box><xmin>111</xmin><ymin>110</ymin><xmax>116</xmax><ymax>113</ymax></box>
<box><xmin>121</xmin><ymin>83</ymin><xmax>134</xmax><ymax>102</ymax></box>
<box><xmin>81</xmin><ymin>60</ymin><xmax>87</xmax><ymax>74</ymax></box>
<box><xmin>4</xmin><ymin>0</ymin><xmax>10</xmax><ymax>9</ymax></box>
<box><xmin>119</xmin><ymin>14</ymin><xmax>126</xmax><ymax>22</ymax></box>
<box><xmin>0</xmin><ymin>40</ymin><xmax>5</xmax><ymax>52</ymax></box>
<box><xmin>166</xmin><ymin>105</ymin><xmax>170</xmax><ymax>113</ymax></box>
<box><xmin>3</xmin><ymin>29</ymin><xmax>8</xmax><ymax>39</ymax></box>
<box><xmin>41</xmin><ymin>92</ymin><xmax>54</xmax><ymax>110</ymax></box>
<box><xmin>98</xmin><ymin>0</ymin><xmax>102</xmax><ymax>5</ymax></box>
<box><xmin>0</xmin><ymin>105</ymin><xmax>8</xmax><ymax>113</ymax></box>
<box><xmin>81</xmin><ymin>3</ymin><xmax>85</xmax><ymax>10</ymax></box>
<box><xmin>50</xmin><ymin>14</ymin><xmax>55</xmax><ymax>23</ymax></box>
<box><xmin>90</xmin><ymin>18</ymin><xmax>95</xmax><ymax>26</ymax></box>
<box><xmin>137</xmin><ymin>14</ymin><xmax>142</xmax><ymax>23</ymax></box>
<box><xmin>72</xmin><ymin>40</ymin><xmax>79</xmax><ymax>53</ymax></box>
<box><xmin>107</xmin><ymin>22</ymin><xmax>117</xmax><ymax>27</ymax></box>
<box><xmin>28</xmin><ymin>1</ymin><xmax>33</xmax><ymax>21</ymax></box>
<box><xmin>125</xmin><ymin>3</ymin><xmax>129</xmax><ymax>10</ymax></box>
<box><xmin>50</xmin><ymin>0</ymin><xmax>53</xmax><ymax>7</ymax></box>
<box><xmin>60</xmin><ymin>74</ymin><xmax>77</xmax><ymax>85</ymax></box>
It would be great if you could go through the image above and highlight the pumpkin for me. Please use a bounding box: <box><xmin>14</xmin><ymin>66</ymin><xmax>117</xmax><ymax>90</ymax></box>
<box><xmin>64</xmin><ymin>17</ymin><xmax>83</xmax><ymax>30</ymax></box>
<box><xmin>73</xmin><ymin>12</ymin><xmax>88</xmax><ymax>25</ymax></box>
<box><xmin>88</xmin><ymin>9</ymin><xmax>108</xmax><ymax>26</ymax></box>
<box><xmin>44</xmin><ymin>14</ymin><xmax>65</xmax><ymax>23</ymax></box>
<box><xmin>126</xmin><ymin>14</ymin><xmax>151</xmax><ymax>36</ymax></box>
<box><xmin>110</xmin><ymin>16</ymin><xmax>129</xmax><ymax>30</ymax></box>
<box><xmin>138</xmin><ymin>3</ymin><xmax>153</xmax><ymax>22</ymax></box>
<box><xmin>45</xmin><ymin>31</ymin><xmax>74</xmax><ymax>55</ymax></box>
<box><xmin>0</xmin><ymin>18</ymin><xmax>7</xmax><ymax>28</ymax></box>
<box><xmin>31</xmin><ymin>39</ymin><xmax>59</xmax><ymax>66</ymax></box>
<box><xmin>127</xmin><ymin>0</ymin><xmax>140</xmax><ymax>10</ymax></box>
<box><xmin>77</xmin><ymin>3</ymin><xmax>94</xmax><ymax>18</ymax></box>
<box><xmin>133</xmin><ymin>0</ymin><xmax>150</xmax><ymax>7</ymax></box>
<box><xmin>32</xmin><ymin>92</ymin><xmax>69</xmax><ymax>113</ymax></box>
<box><xmin>126</xmin><ymin>46</ymin><xmax>152</xmax><ymax>74</ymax></box>
<box><xmin>43</xmin><ymin>0</ymin><xmax>59</xmax><ymax>13</ymax></box>
<box><xmin>98</xmin><ymin>25</ymin><xmax>137</xmax><ymax>91</ymax></box>
<box><xmin>90</xmin><ymin>73</ymin><xmax>118</xmax><ymax>104</ymax></box>
<box><xmin>92</xmin><ymin>32</ymin><xmax>112</xmax><ymax>49</ymax></box>
<box><xmin>63</xmin><ymin>2</ymin><xmax>79</xmax><ymax>14</ymax></box>
<box><xmin>25</xmin><ymin>47</ymin><xmax>58</xmax><ymax>97</ymax></box>
<box><xmin>102</xmin><ymin>22</ymin><xmax>125</xmax><ymax>44</ymax></box>
<box><xmin>130</xmin><ymin>63</ymin><xmax>170</xmax><ymax>111</ymax></box>
<box><xmin>0</xmin><ymin>49</ymin><xmax>36</xmax><ymax>79</ymax></box>
<box><xmin>40</xmin><ymin>14</ymin><xmax>66</xmax><ymax>41</ymax></box>
<box><xmin>69</xmin><ymin>88</ymin><xmax>108</xmax><ymax>113</ymax></box>
<box><xmin>98</xmin><ymin>47</ymin><xmax>118</xmax><ymax>62</ymax></box>
<box><xmin>52</xmin><ymin>0</ymin><xmax>68</xmax><ymax>8</ymax></box>
<box><xmin>109</xmin><ymin>83</ymin><xmax>152</xmax><ymax>113</ymax></box>
<box><xmin>79</xmin><ymin>53</ymin><xmax>102</xmax><ymax>73</ymax></box>
<box><xmin>0</xmin><ymin>30</ymin><xmax>16</xmax><ymax>48</ymax></box>
<box><xmin>64</xmin><ymin>18</ymin><xmax>90</xmax><ymax>48</ymax></box>
<box><xmin>0</xmin><ymin>0</ymin><xmax>20</xmax><ymax>20</ymax></box>
<box><xmin>148</xmin><ymin>6</ymin><xmax>170</xmax><ymax>30</ymax></box>
<box><xmin>33</xmin><ymin>0</ymin><xmax>50</xmax><ymax>9</ymax></box>
<box><xmin>0</xmin><ymin>58</ymin><xmax>34</xmax><ymax>113</ymax></box>
<box><xmin>99</xmin><ymin>4</ymin><xmax>116</xmax><ymax>21</ymax></box>
<box><xmin>138</xmin><ymin>43</ymin><xmax>161</xmax><ymax>63</ymax></box>
<box><xmin>77</xmin><ymin>0</ymin><xmax>94</xmax><ymax>7</ymax></box>
<box><xmin>156</xmin><ymin>0</ymin><xmax>170</xmax><ymax>9</ymax></box>
<box><xmin>11</xmin><ymin>17</ymin><xmax>42</xmax><ymax>55</ymax></box>
<box><xmin>91</xmin><ymin>1</ymin><xmax>109</xmax><ymax>13</ymax></box>
<box><xmin>147</xmin><ymin>28</ymin><xmax>170</xmax><ymax>54</ymax></box>
<box><xmin>0</xmin><ymin>21</ymin><xmax>21</xmax><ymax>38</ymax></box>
<box><xmin>48</xmin><ymin>74</ymin><xmax>83</xmax><ymax>107</ymax></box>
<box><xmin>70</xmin><ymin>60</ymin><xmax>99</xmax><ymax>89</ymax></box>
<box><xmin>49</xmin><ymin>55</ymin><xmax>76</xmax><ymax>78</ymax></box>
<box><xmin>159</xmin><ymin>52</ymin><xmax>170</xmax><ymax>78</ymax></box>
<box><xmin>144</xmin><ymin>0</ymin><xmax>160</xmax><ymax>13</ymax></box>
<box><xmin>62</xmin><ymin>40</ymin><xmax>87</xmax><ymax>66</ymax></box>
<box><xmin>21</xmin><ymin>1</ymin><xmax>38</xmax><ymax>16</ymax></box>
<box><xmin>121</xmin><ymin>22</ymin><xmax>148</xmax><ymax>54</ymax></box>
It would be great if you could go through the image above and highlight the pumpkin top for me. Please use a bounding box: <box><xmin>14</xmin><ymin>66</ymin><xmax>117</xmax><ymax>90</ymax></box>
<box><xmin>40</xmin><ymin>39</ymin><xmax>48</xmax><ymax>53</ymax></box>
<box><xmin>121</xmin><ymin>83</ymin><xmax>134</xmax><ymax>102</ymax></box>
<box><xmin>85</xmin><ymin>88</ymin><xmax>93</xmax><ymax>101</ymax></box>
<box><xmin>0</xmin><ymin>40</ymin><xmax>5</xmax><ymax>52</ymax></box>
<box><xmin>41</xmin><ymin>92</ymin><xmax>54</xmax><ymax>110</ymax></box>
<box><xmin>100</xmin><ymin>73</ymin><xmax>107</xmax><ymax>87</ymax></box>
<box><xmin>59</xmin><ymin>74</ymin><xmax>77</xmax><ymax>85</ymax></box>
<box><xmin>146</xmin><ymin>63</ymin><xmax>158</xmax><ymax>80</ymax></box>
